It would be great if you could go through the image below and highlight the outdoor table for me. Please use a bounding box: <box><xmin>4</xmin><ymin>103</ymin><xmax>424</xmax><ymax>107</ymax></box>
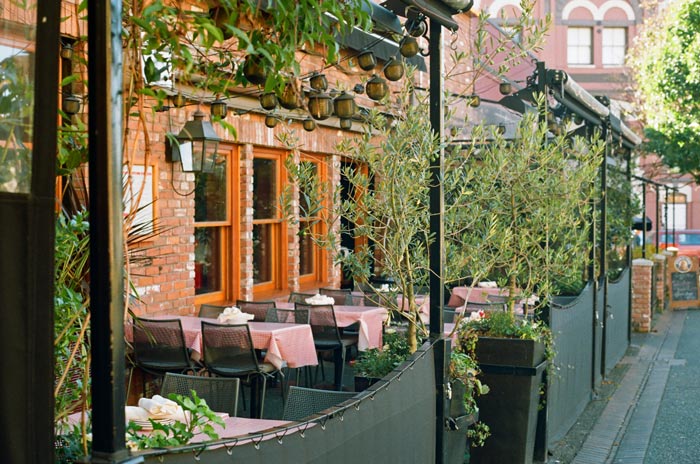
<box><xmin>129</xmin><ymin>315</ymin><xmax>318</xmax><ymax>369</ymax></box>
<box><xmin>276</xmin><ymin>302</ymin><xmax>388</xmax><ymax>351</ymax></box>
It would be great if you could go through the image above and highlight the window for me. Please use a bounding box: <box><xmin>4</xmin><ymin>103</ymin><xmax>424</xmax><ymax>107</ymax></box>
<box><xmin>194</xmin><ymin>153</ymin><xmax>229</xmax><ymax>297</ymax></box>
<box><xmin>298</xmin><ymin>157</ymin><xmax>325</xmax><ymax>284</ymax></box>
<box><xmin>567</xmin><ymin>27</ymin><xmax>593</xmax><ymax>65</ymax></box>
<box><xmin>252</xmin><ymin>155</ymin><xmax>283</xmax><ymax>291</ymax></box>
<box><xmin>602</xmin><ymin>28</ymin><xmax>627</xmax><ymax>66</ymax></box>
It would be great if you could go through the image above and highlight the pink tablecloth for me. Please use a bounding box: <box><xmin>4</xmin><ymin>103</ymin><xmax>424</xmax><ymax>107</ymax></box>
<box><xmin>276</xmin><ymin>302</ymin><xmax>388</xmax><ymax>351</ymax></box>
<box><xmin>132</xmin><ymin>316</ymin><xmax>318</xmax><ymax>369</ymax></box>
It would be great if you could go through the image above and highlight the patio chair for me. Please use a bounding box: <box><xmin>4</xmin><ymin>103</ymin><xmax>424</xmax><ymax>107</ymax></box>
<box><xmin>319</xmin><ymin>287</ymin><xmax>353</xmax><ymax>305</ymax></box>
<box><xmin>265</xmin><ymin>307</ymin><xmax>310</xmax><ymax>324</ymax></box>
<box><xmin>296</xmin><ymin>302</ymin><xmax>358</xmax><ymax>391</ymax></box>
<box><xmin>287</xmin><ymin>292</ymin><xmax>316</xmax><ymax>304</ymax></box>
<box><xmin>235</xmin><ymin>299</ymin><xmax>276</xmax><ymax>322</ymax></box>
<box><xmin>201</xmin><ymin>321</ymin><xmax>283</xmax><ymax>418</ymax></box>
<box><xmin>198</xmin><ymin>304</ymin><xmax>229</xmax><ymax>319</ymax></box>
<box><xmin>282</xmin><ymin>386</ymin><xmax>356</xmax><ymax>421</ymax></box>
<box><xmin>161</xmin><ymin>373</ymin><xmax>240</xmax><ymax>417</ymax></box>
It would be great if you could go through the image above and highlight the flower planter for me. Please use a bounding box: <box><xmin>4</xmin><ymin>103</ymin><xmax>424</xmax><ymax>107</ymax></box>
<box><xmin>446</xmin><ymin>380</ymin><xmax>479</xmax><ymax>463</ymax></box>
<box><xmin>354</xmin><ymin>375</ymin><xmax>380</xmax><ymax>392</ymax></box>
<box><xmin>469</xmin><ymin>337</ymin><xmax>546</xmax><ymax>464</ymax></box>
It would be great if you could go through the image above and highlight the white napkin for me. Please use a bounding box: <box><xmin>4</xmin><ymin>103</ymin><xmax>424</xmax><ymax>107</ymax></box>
<box><xmin>138</xmin><ymin>395</ymin><xmax>187</xmax><ymax>422</ymax></box>
<box><xmin>125</xmin><ymin>405</ymin><xmax>150</xmax><ymax>422</ymax></box>
<box><xmin>477</xmin><ymin>281</ymin><xmax>498</xmax><ymax>288</ymax></box>
<box><xmin>305</xmin><ymin>293</ymin><xmax>335</xmax><ymax>305</ymax></box>
<box><xmin>216</xmin><ymin>306</ymin><xmax>255</xmax><ymax>324</ymax></box>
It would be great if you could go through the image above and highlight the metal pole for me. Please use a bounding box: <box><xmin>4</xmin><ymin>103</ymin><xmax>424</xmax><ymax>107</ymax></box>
<box><xmin>655</xmin><ymin>186</ymin><xmax>661</xmax><ymax>251</ymax></box>
<box><xmin>664</xmin><ymin>187</ymin><xmax>669</xmax><ymax>247</ymax></box>
<box><xmin>428</xmin><ymin>17</ymin><xmax>447</xmax><ymax>464</ymax></box>
<box><xmin>642</xmin><ymin>182</ymin><xmax>647</xmax><ymax>258</ymax></box>
<box><xmin>599</xmin><ymin>121</ymin><xmax>609</xmax><ymax>378</ymax></box>
<box><xmin>87</xmin><ymin>0</ymin><xmax>139</xmax><ymax>462</ymax></box>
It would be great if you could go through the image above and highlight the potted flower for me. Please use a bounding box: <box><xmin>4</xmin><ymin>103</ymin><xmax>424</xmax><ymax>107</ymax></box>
<box><xmin>353</xmin><ymin>330</ymin><xmax>410</xmax><ymax>391</ymax></box>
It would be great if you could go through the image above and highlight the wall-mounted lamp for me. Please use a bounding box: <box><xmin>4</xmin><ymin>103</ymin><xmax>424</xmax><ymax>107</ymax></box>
<box><xmin>60</xmin><ymin>42</ymin><xmax>74</xmax><ymax>60</ymax></box>
<box><xmin>62</xmin><ymin>94</ymin><xmax>81</xmax><ymax>116</ymax></box>
<box><xmin>302</xmin><ymin>117</ymin><xmax>316</xmax><ymax>132</ymax></box>
<box><xmin>210</xmin><ymin>98</ymin><xmax>228</xmax><ymax>118</ymax></box>
<box><xmin>166</xmin><ymin>109</ymin><xmax>221</xmax><ymax>173</ymax></box>
<box><xmin>357</xmin><ymin>50</ymin><xmax>377</xmax><ymax>71</ymax></box>
<box><xmin>384</xmin><ymin>56</ymin><xmax>404</xmax><ymax>82</ymax></box>
<box><xmin>170</xmin><ymin>93</ymin><xmax>187</xmax><ymax>108</ymax></box>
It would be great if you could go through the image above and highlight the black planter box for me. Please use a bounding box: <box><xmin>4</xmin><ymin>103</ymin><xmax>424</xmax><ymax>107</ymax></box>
<box><xmin>470</xmin><ymin>337</ymin><xmax>546</xmax><ymax>464</ymax></box>
<box><xmin>354</xmin><ymin>375</ymin><xmax>381</xmax><ymax>392</ymax></box>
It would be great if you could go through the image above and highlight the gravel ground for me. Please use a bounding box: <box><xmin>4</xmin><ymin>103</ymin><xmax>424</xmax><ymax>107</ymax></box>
<box><xmin>545</xmin><ymin>351</ymin><xmax>634</xmax><ymax>464</ymax></box>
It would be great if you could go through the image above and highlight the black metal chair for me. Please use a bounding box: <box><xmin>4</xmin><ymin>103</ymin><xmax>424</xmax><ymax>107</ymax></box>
<box><xmin>235</xmin><ymin>299</ymin><xmax>276</xmax><ymax>322</ymax></box>
<box><xmin>319</xmin><ymin>287</ymin><xmax>353</xmax><ymax>305</ymax></box>
<box><xmin>265</xmin><ymin>307</ymin><xmax>310</xmax><ymax>324</ymax></box>
<box><xmin>161</xmin><ymin>373</ymin><xmax>240</xmax><ymax>417</ymax></box>
<box><xmin>282</xmin><ymin>386</ymin><xmax>356</xmax><ymax>421</ymax></box>
<box><xmin>296</xmin><ymin>302</ymin><xmax>358</xmax><ymax>391</ymax></box>
<box><xmin>198</xmin><ymin>304</ymin><xmax>229</xmax><ymax>319</ymax></box>
<box><xmin>287</xmin><ymin>292</ymin><xmax>317</xmax><ymax>304</ymax></box>
<box><xmin>201</xmin><ymin>321</ymin><xmax>283</xmax><ymax>418</ymax></box>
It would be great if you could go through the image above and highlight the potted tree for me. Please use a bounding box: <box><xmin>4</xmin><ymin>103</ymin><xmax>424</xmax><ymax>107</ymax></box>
<box><xmin>450</xmin><ymin>106</ymin><xmax>602</xmax><ymax>463</ymax></box>
<box><xmin>353</xmin><ymin>330</ymin><xmax>411</xmax><ymax>391</ymax></box>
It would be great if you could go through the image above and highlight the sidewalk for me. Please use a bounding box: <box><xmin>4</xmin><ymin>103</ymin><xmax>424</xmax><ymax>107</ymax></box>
<box><xmin>552</xmin><ymin>308</ymin><xmax>700</xmax><ymax>464</ymax></box>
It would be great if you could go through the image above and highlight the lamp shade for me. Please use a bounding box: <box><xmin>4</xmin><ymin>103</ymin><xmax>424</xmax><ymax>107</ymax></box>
<box><xmin>469</xmin><ymin>94</ymin><xmax>481</xmax><ymax>108</ymax></box>
<box><xmin>210</xmin><ymin>98</ymin><xmax>228</xmax><ymax>118</ymax></box>
<box><xmin>302</xmin><ymin>118</ymin><xmax>316</xmax><ymax>132</ymax></box>
<box><xmin>333</xmin><ymin>92</ymin><xmax>356</xmax><ymax>119</ymax></box>
<box><xmin>309</xmin><ymin>72</ymin><xmax>328</xmax><ymax>91</ymax></box>
<box><xmin>365</xmin><ymin>74</ymin><xmax>388</xmax><ymax>101</ymax></box>
<box><xmin>384</xmin><ymin>57</ymin><xmax>404</xmax><ymax>81</ymax></box>
<box><xmin>308</xmin><ymin>92</ymin><xmax>334</xmax><ymax>120</ymax></box>
<box><xmin>279</xmin><ymin>80</ymin><xmax>301</xmax><ymax>110</ymax></box>
<box><xmin>259</xmin><ymin>92</ymin><xmax>278</xmax><ymax>111</ymax></box>
<box><xmin>265</xmin><ymin>115</ymin><xmax>278</xmax><ymax>128</ymax></box>
<box><xmin>171</xmin><ymin>109</ymin><xmax>221</xmax><ymax>173</ymax></box>
<box><xmin>339</xmin><ymin>118</ymin><xmax>353</xmax><ymax>130</ymax></box>
<box><xmin>357</xmin><ymin>50</ymin><xmax>377</xmax><ymax>71</ymax></box>
<box><xmin>62</xmin><ymin>94</ymin><xmax>81</xmax><ymax>116</ymax></box>
<box><xmin>242</xmin><ymin>55</ymin><xmax>267</xmax><ymax>86</ymax></box>
<box><xmin>170</xmin><ymin>93</ymin><xmax>187</xmax><ymax>108</ymax></box>
<box><xmin>399</xmin><ymin>36</ymin><xmax>420</xmax><ymax>58</ymax></box>
<box><xmin>499</xmin><ymin>81</ymin><xmax>512</xmax><ymax>95</ymax></box>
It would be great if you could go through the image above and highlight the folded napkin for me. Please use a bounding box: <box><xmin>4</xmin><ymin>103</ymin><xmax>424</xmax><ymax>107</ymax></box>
<box><xmin>477</xmin><ymin>281</ymin><xmax>498</xmax><ymax>288</ymax></box>
<box><xmin>375</xmin><ymin>283</ymin><xmax>398</xmax><ymax>293</ymax></box>
<box><xmin>305</xmin><ymin>293</ymin><xmax>335</xmax><ymax>305</ymax></box>
<box><xmin>125</xmin><ymin>405</ymin><xmax>150</xmax><ymax>423</ymax></box>
<box><xmin>216</xmin><ymin>306</ymin><xmax>255</xmax><ymax>324</ymax></box>
<box><xmin>137</xmin><ymin>395</ymin><xmax>187</xmax><ymax>422</ymax></box>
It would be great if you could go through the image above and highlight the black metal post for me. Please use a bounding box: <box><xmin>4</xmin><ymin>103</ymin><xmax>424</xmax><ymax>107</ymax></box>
<box><xmin>87</xmin><ymin>0</ymin><xmax>138</xmax><ymax>462</ymax></box>
<box><xmin>599</xmin><ymin>121</ymin><xmax>609</xmax><ymax>378</ymax></box>
<box><xmin>642</xmin><ymin>182</ymin><xmax>647</xmax><ymax>258</ymax></box>
<box><xmin>655</xmin><ymin>186</ymin><xmax>661</xmax><ymax>251</ymax></box>
<box><xmin>428</xmin><ymin>17</ymin><xmax>447</xmax><ymax>464</ymax></box>
<box><xmin>664</xmin><ymin>187</ymin><xmax>669</xmax><ymax>247</ymax></box>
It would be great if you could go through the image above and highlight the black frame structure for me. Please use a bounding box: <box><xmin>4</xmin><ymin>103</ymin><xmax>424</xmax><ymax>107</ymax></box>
<box><xmin>0</xmin><ymin>1</ymin><xmax>60</xmax><ymax>463</ymax></box>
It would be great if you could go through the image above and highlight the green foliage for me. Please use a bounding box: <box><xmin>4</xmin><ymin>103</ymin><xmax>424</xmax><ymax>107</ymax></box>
<box><xmin>126</xmin><ymin>391</ymin><xmax>225</xmax><ymax>450</ymax></box>
<box><xmin>354</xmin><ymin>330</ymin><xmax>411</xmax><ymax>379</ymax></box>
<box><xmin>629</xmin><ymin>0</ymin><xmax>700</xmax><ymax>180</ymax></box>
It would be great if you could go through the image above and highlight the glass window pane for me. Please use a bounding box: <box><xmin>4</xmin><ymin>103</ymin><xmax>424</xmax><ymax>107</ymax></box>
<box><xmin>299</xmin><ymin>221</ymin><xmax>314</xmax><ymax>276</ymax></box>
<box><xmin>253</xmin><ymin>223</ymin><xmax>274</xmax><ymax>284</ymax></box>
<box><xmin>602</xmin><ymin>28</ymin><xmax>626</xmax><ymax>66</ymax></box>
<box><xmin>0</xmin><ymin>38</ymin><xmax>35</xmax><ymax>193</ymax></box>
<box><xmin>195</xmin><ymin>156</ymin><xmax>228</xmax><ymax>222</ymax></box>
<box><xmin>195</xmin><ymin>227</ymin><xmax>222</xmax><ymax>295</ymax></box>
<box><xmin>299</xmin><ymin>161</ymin><xmax>318</xmax><ymax>215</ymax></box>
<box><xmin>567</xmin><ymin>27</ymin><xmax>592</xmax><ymax>65</ymax></box>
<box><xmin>253</xmin><ymin>158</ymin><xmax>277</xmax><ymax>220</ymax></box>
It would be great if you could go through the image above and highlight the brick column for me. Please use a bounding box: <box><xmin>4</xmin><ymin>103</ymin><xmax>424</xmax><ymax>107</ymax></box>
<box><xmin>652</xmin><ymin>253</ymin><xmax>667</xmax><ymax>313</ymax></box>
<box><xmin>632</xmin><ymin>258</ymin><xmax>654</xmax><ymax>333</ymax></box>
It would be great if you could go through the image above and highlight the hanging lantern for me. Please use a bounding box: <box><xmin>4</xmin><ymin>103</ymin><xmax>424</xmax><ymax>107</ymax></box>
<box><xmin>265</xmin><ymin>115</ymin><xmax>278</xmax><ymax>128</ymax></box>
<box><xmin>333</xmin><ymin>91</ymin><xmax>356</xmax><ymax>119</ymax></box>
<box><xmin>339</xmin><ymin>118</ymin><xmax>353</xmax><ymax>130</ymax></box>
<box><xmin>60</xmin><ymin>42</ymin><xmax>74</xmax><ymax>60</ymax></box>
<box><xmin>302</xmin><ymin>117</ymin><xmax>316</xmax><ymax>132</ymax></box>
<box><xmin>499</xmin><ymin>81</ymin><xmax>512</xmax><ymax>95</ymax></box>
<box><xmin>399</xmin><ymin>36</ymin><xmax>420</xmax><ymax>58</ymax></box>
<box><xmin>259</xmin><ymin>92</ymin><xmax>278</xmax><ymax>111</ymax></box>
<box><xmin>242</xmin><ymin>55</ymin><xmax>267</xmax><ymax>86</ymax></box>
<box><xmin>309</xmin><ymin>72</ymin><xmax>328</xmax><ymax>91</ymax></box>
<box><xmin>405</xmin><ymin>17</ymin><xmax>427</xmax><ymax>37</ymax></box>
<box><xmin>357</xmin><ymin>50</ymin><xmax>377</xmax><ymax>71</ymax></box>
<box><xmin>210</xmin><ymin>98</ymin><xmax>228</xmax><ymax>118</ymax></box>
<box><xmin>469</xmin><ymin>94</ymin><xmax>481</xmax><ymax>108</ymax></box>
<box><xmin>279</xmin><ymin>80</ymin><xmax>302</xmax><ymax>110</ymax></box>
<box><xmin>307</xmin><ymin>92</ymin><xmax>334</xmax><ymax>120</ymax></box>
<box><xmin>384</xmin><ymin>57</ymin><xmax>404</xmax><ymax>82</ymax></box>
<box><xmin>365</xmin><ymin>74</ymin><xmax>388</xmax><ymax>101</ymax></box>
<box><xmin>166</xmin><ymin>109</ymin><xmax>221</xmax><ymax>173</ymax></box>
<box><xmin>170</xmin><ymin>93</ymin><xmax>187</xmax><ymax>108</ymax></box>
<box><xmin>62</xmin><ymin>94</ymin><xmax>81</xmax><ymax>116</ymax></box>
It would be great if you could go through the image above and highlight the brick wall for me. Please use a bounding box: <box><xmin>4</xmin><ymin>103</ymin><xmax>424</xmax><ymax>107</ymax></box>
<box><xmin>632</xmin><ymin>258</ymin><xmax>654</xmax><ymax>332</ymax></box>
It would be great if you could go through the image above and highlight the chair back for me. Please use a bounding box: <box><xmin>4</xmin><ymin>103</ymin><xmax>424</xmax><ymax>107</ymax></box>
<box><xmin>319</xmin><ymin>287</ymin><xmax>353</xmax><ymax>305</ymax></box>
<box><xmin>161</xmin><ymin>373</ymin><xmax>240</xmax><ymax>417</ymax></box>
<box><xmin>296</xmin><ymin>303</ymin><xmax>341</xmax><ymax>347</ymax></box>
<box><xmin>265</xmin><ymin>307</ymin><xmax>310</xmax><ymax>324</ymax></box>
<box><xmin>235</xmin><ymin>300</ymin><xmax>276</xmax><ymax>322</ymax></box>
<box><xmin>201</xmin><ymin>322</ymin><xmax>261</xmax><ymax>377</ymax></box>
<box><xmin>198</xmin><ymin>304</ymin><xmax>229</xmax><ymax>319</ymax></box>
<box><xmin>462</xmin><ymin>301</ymin><xmax>507</xmax><ymax>313</ymax></box>
<box><xmin>132</xmin><ymin>317</ymin><xmax>192</xmax><ymax>373</ymax></box>
<box><xmin>287</xmin><ymin>292</ymin><xmax>316</xmax><ymax>304</ymax></box>
<box><xmin>282</xmin><ymin>386</ymin><xmax>356</xmax><ymax>421</ymax></box>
